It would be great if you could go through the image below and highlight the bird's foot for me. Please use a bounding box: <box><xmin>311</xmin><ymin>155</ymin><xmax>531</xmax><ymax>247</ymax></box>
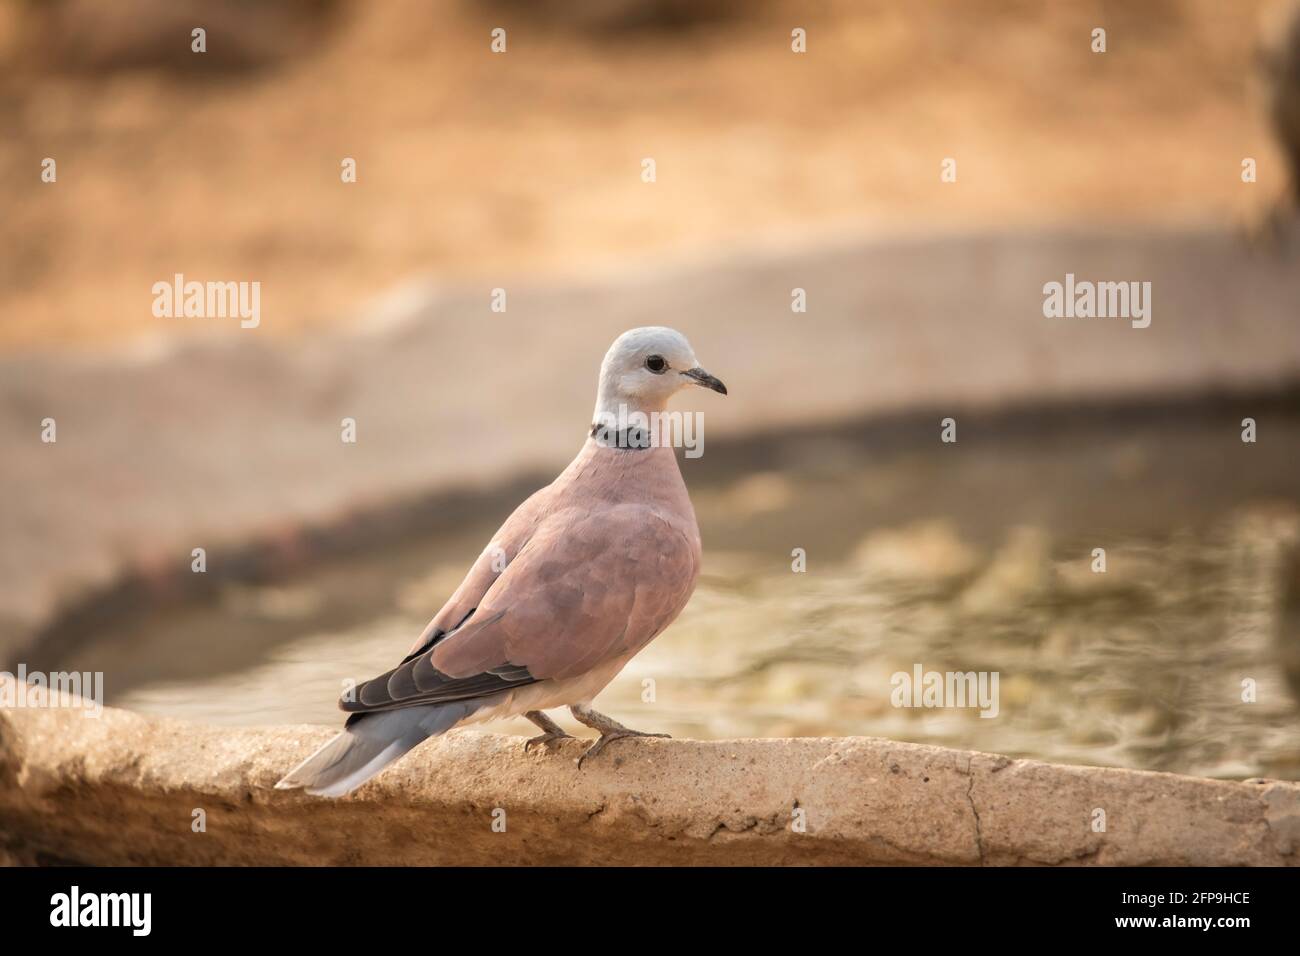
<box><xmin>569</xmin><ymin>704</ymin><xmax>670</xmax><ymax>768</ymax></box>
<box><xmin>522</xmin><ymin>710</ymin><xmax>572</xmax><ymax>753</ymax></box>
<box><xmin>577</xmin><ymin>729</ymin><xmax>671</xmax><ymax>768</ymax></box>
<box><xmin>524</xmin><ymin>729</ymin><xmax>573</xmax><ymax>753</ymax></box>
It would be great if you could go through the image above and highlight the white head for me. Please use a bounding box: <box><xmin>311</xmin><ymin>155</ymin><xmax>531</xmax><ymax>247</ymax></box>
<box><xmin>592</xmin><ymin>326</ymin><xmax>727</xmax><ymax>423</ymax></box>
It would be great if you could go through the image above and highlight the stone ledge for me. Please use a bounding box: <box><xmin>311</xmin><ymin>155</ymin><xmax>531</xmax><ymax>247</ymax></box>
<box><xmin>2</xmin><ymin>687</ymin><xmax>1296</xmax><ymax>865</ymax></box>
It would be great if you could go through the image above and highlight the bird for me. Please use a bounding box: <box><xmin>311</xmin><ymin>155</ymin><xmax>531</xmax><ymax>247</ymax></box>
<box><xmin>276</xmin><ymin>326</ymin><xmax>727</xmax><ymax>797</ymax></box>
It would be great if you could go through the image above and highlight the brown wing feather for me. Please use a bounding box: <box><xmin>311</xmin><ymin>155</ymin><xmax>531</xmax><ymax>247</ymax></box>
<box><xmin>340</xmin><ymin>504</ymin><xmax>698</xmax><ymax>716</ymax></box>
<box><xmin>431</xmin><ymin>504</ymin><xmax>700</xmax><ymax>681</ymax></box>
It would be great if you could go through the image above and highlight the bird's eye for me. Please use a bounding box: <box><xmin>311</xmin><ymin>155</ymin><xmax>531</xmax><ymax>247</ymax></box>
<box><xmin>645</xmin><ymin>355</ymin><xmax>668</xmax><ymax>374</ymax></box>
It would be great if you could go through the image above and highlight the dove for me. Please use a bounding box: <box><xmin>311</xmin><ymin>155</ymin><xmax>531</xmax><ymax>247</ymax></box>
<box><xmin>276</xmin><ymin>326</ymin><xmax>726</xmax><ymax>797</ymax></box>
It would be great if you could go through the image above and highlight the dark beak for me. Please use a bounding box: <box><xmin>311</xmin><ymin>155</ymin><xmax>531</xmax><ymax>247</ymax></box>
<box><xmin>681</xmin><ymin>367</ymin><xmax>728</xmax><ymax>395</ymax></box>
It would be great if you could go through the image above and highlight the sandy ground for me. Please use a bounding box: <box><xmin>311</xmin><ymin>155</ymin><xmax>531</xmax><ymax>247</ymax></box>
<box><xmin>0</xmin><ymin>0</ymin><xmax>1290</xmax><ymax>352</ymax></box>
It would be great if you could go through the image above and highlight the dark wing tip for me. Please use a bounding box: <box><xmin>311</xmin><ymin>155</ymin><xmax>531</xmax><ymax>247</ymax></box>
<box><xmin>339</xmin><ymin>660</ymin><xmax>537</xmax><ymax>715</ymax></box>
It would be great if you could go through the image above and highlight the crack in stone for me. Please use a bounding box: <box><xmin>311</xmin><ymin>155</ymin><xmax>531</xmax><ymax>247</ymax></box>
<box><xmin>964</xmin><ymin>761</ymin><xmax>986</xmax><ymax>866</ymax></box>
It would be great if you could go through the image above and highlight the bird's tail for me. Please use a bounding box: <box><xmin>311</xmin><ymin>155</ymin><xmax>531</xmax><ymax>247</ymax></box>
<box><xmin>275</xmin><ymin>703</ymin><xmax>473</xmax><ymax>798</ymax></box>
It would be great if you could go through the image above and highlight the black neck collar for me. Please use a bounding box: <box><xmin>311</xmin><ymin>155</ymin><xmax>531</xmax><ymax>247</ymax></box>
<box><xmin>591</xmin><ymin>422</ymin><xmax>653</xmax><ymax>450</ymax></box>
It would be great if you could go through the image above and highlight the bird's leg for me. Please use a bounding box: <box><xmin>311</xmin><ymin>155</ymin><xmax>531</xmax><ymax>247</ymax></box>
<box><xmin>523</xmin><ymin>710</ymin><xmax>573</xmax><ymax>752</ymax></box>
<box><xmin>570</xmin><ymin>704</ymin><xmax>670</xmax><ymax>767</ymax></box>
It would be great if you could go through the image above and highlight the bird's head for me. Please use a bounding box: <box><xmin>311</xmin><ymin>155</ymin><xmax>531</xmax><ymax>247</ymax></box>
<box><xmin>593</xmin><ymin>326</ymin><xmax>726</xmax><ymax>422</ymax></box>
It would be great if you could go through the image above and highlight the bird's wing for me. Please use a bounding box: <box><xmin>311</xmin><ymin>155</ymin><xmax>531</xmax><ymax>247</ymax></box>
<box><xmin>396</xmin><ymin>484</ymin><xmax>554</xmax><ymax>664</ymax></box>
<box><xmin>340</xmin><ymin>503</ymin><xmax>700</xmax><ymax>716</ymax></box>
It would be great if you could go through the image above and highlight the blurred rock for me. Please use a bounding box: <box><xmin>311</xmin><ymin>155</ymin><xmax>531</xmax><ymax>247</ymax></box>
<box><xmin>719</xmin><ymin>472</ymin><xmax>794</xmax><ymax>515</ymax></box>
<box><xmin>960</xmin><ymin>526</ymin><xmax>1054</xmax><ymax>614</ymax></box>
<box><xmin>5</xmin><ymin>0</ymin><xmax>340</xmax><ymax>74</ymax></box>
<box><xmin>853</xmin><ymin>520</ymin><xmax>980</xmax><ymax>583</ymax></box>
<box><xmin>476</xmin><ymin>0</ymin><xmax>756</xmax><ymax>34</ymax></box>
<box><xmin>1279</xmin><ymin>539</ymin><xmax>1300</xmax><ymax>700</ymax></box>
<box><xmin>1262</xmin><ymin>0</ymin><xmax>1300</xmax><ymax>202</ymax></box>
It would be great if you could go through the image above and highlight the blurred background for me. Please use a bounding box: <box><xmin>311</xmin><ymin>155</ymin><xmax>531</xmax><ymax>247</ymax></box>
<box><xmin>2</xmin><ymin>0</ymin><xmax>1300</xmax><ymax>781</ymax></box>
<box><xmin>2</xmin><ymin>0</ymin><xmax>1295</xmax><ymax>350</ymax></box>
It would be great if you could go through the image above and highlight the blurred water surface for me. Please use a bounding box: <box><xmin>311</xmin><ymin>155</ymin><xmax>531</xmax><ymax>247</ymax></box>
<box><xmin>59</xmin><ymin>411</ymin><xmax>1300</xmax><ymax>781</ymax></box>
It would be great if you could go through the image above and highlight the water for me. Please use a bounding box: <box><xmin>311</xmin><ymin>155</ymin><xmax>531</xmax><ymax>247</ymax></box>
<box><xmin>47</xmin><ymin>407</ymin><xmax>1300</xmax><ymax>781</ymax></box>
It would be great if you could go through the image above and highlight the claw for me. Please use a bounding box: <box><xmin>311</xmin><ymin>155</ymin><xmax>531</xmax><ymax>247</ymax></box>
<box><xmin>524</xmin><ymin>730</ymin><xmax>572</xmax><ymax>753</ymax></box>
<box><xmin>577</xmin><ymin>730</ymin><xmax>670</xmax><ymax>768</ymax></box>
